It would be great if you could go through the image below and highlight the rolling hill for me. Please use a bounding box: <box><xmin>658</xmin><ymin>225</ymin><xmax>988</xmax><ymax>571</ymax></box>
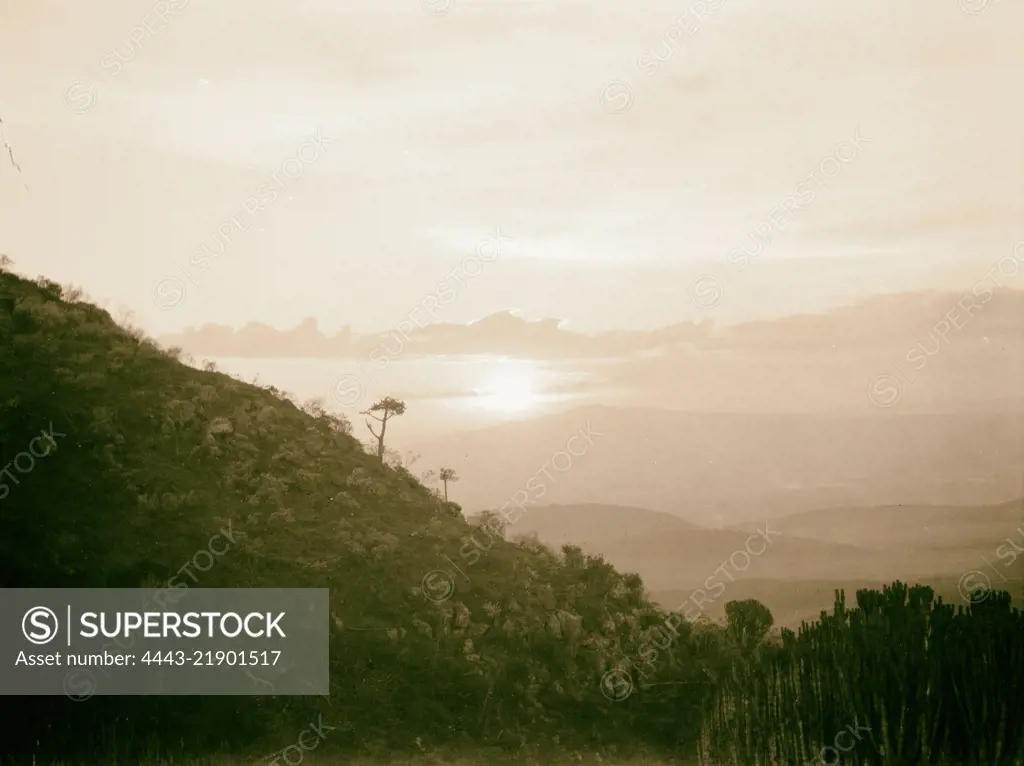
<box><xmin>757</xmin><ymin>498</ymin><xmax>1024</xmax><ymax>551</ymax></box>
<box><xmin>502</xmin><ymin>500</ymin><xmax>1024</xmax><ymax>602</ymax></box>
<box><xmin>5</xmin><ymin>267</ymin><xmax>1022</xmax><ymax>763</ymax></box>
<box><xmin>414</xmin><ymin>405</ymin><xmax>1024</xmax><ymax>525</ymax></box>
<box><xmin>501</xmin><ymin>503</ymin><xmax>699</xmax><ymax>549</ymax></box>
<box><xmin>0</xmin><ymin>269</ymin><xmax>712</xmax><ymax>761</ymax></box>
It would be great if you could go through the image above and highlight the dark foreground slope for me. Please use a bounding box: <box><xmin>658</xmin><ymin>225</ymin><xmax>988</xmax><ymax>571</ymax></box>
<box><xmin>3</xmin><ymin>270</ymin><xmax>1023</xmax><ymax>765</ymax></box>
<box><xmin>0</xmin><ymin>271</ymin><xmax>712</xmax><ymax>762</ymax></box>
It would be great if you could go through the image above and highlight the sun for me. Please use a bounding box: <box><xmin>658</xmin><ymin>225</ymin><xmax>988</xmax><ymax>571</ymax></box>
<box><xmin>474</xmin><ymin>365</ymin><xmax>541</xmax><ymax>414</ymax></box>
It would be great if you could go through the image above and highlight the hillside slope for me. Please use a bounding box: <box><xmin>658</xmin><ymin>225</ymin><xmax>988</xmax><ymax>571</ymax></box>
<box><xmin>496</xmin><ymin>501</ymin><xmax>1024</xmax><ymax>598</ymax></box>
<box><xmin>0</xmin><ymin>270</ymin><xmax>711</xmax><ymax>760</ymax></box>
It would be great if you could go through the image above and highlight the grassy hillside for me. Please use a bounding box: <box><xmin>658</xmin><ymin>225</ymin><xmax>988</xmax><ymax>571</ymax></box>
<box><xmin>0</xmin><ymin>268</ymin><xmax>715</xmax><ymax>762</ymax></box>
<box><xmin>4</xmin><ymin>266</ymin><xmax>1023</xmax><ymax>765</ymax></box>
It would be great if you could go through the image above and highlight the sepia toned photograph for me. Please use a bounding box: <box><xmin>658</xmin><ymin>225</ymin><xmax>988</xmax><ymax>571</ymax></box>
<box><xmin>1</xmin><ymin>0</ymin><xmax>1022</xmax><ymax>763</ymax></box>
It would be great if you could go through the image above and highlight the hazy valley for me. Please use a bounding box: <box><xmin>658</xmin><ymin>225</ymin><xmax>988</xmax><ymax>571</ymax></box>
<box><xmin>3</xmin><ymin>0</ymin><xmax>1024</xmax><ymax>762</ymax></box>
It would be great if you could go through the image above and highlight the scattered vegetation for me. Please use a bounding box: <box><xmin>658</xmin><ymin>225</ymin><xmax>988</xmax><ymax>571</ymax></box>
<box><xmin>700</xmin><ymin>584</ymin><xmax>1024</xmax><ymax>766</ymax></box>
<box><xmin>1</xmin><ymin>264</ymin><xmax>1021</xmax><ymax>765</ymax></box>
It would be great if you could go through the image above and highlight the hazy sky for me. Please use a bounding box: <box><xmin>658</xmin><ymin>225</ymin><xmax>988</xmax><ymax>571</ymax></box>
<box><xmin>1</xmin><ymin>0</ymin><xmax>1021</xmax><ymax>337</ymax></box>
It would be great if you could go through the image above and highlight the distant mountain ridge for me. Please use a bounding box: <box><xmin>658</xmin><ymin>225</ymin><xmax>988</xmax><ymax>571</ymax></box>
<box><xmin>417</xmin><ymin>405</ymin><xmax>1024</xmax><ymax>524</ymax></box>
<box><xmin>755</xmin><ymin>498</ymin><xmax>1024</xmax><ymax>550</ymax></box>
<box><xmin>502</xmin><ymin>502</ymin><xmax>699</xmax><ymax>548</ymax></box>
<box><xmin>509</xmin><ymin>500</ymin><xmax>1023</xmax><ymax>610</ymax></box>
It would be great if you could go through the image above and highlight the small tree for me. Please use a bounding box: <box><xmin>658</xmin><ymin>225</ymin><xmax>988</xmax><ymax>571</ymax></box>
<box><xmin>472</xmin><ymin>509</ymin><xmax>506</xmax><ymax>540</ymax></box>
<box><xmin>439</xmin><ymin>467</ymin><xmax>459</xmax><ymax>502</ymax></box>
<box><xmin>61</xmin><ymin>283</ymin><xmax>84</xmax><ymax>302</ymax></box>
<box><xmin>384</xmin><ymin>448</ymin><xmax>420</xmax><ymax>471</ymax></box>
<box><xmin>301</xmin><ymin>397</ymin><xmax>351</xmax><ymax>435</ymax></box>
<box><xmin>724</xmin><ymin>598</ymin><xmax>774</xmax><ymax>654</ymax></box>
<box><xmin>361</xmin><ymin>396</ymin><xmax>406</xmax><ymax>466</ymax></box>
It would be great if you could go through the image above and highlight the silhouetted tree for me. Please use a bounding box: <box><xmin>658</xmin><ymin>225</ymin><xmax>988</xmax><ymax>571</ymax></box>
<box><xmin>439</xmin><ymin>467</ymin><xmax>459</xmax><ymax>502</ymax></box>
<box><xmin>724</xmin><ymin>598</ymin><xmax>774</xmax><ymax>654</ymax></box>
<box><xmin>361</xmin><ymin>396</ymin><xmax>406</xmax><ymax>465</ymax></box>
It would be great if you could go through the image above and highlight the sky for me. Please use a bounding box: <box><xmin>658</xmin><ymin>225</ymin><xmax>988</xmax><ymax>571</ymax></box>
<box><xmin>1</xmin><ymin>0</ymin><xmax>1022</xmax><ymax>340</ymax></box>
<box><xmin>144</xmin><ymin>287</ymin><xmax>1023</xmax><ymax>447</ymax></box>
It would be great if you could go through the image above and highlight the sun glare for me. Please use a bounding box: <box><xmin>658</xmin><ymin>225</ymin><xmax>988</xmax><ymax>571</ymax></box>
<box><xmin>474</xmin><ymin>365</ymin><xmax>542</xmax><ymax>414</ymax></box>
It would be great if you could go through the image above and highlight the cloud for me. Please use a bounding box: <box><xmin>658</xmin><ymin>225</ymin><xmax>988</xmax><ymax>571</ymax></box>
<box><xmin>161</xmin><ymin>288</ymin><xmax>1024</xmax><ymax>368</ymax></box>
<box><xmin>159</xmin><ymin>309</ymin><xmax>713</xmax><ymax>360</ymax></box>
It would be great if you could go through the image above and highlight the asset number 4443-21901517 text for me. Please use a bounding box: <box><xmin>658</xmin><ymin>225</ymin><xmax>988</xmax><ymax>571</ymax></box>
<box><xmin>140</xmin><ymin>650</ymin><xmax>282</xmax><ymax>666</ymax></box>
